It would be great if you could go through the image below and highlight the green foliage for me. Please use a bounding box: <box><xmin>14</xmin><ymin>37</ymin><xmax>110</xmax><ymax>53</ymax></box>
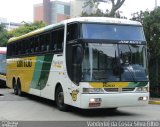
<box><xmin>132</xmin><ymin>7</ymin><xmax>160</xmax><ymax>89</ymax></box>
<box><xmin>9</xmin><ymin>21</ymin><xmax>46</xmax><ymax>37</ymax></box>
<box><xmin>143</xmin><ymin>8</ymin><xmax>160</xmax><ymax>59</ymax></box>
<box><xmin>0</xmin><ymin>24</ymin><xmax>9</xmax><ymax>46</ymax></box>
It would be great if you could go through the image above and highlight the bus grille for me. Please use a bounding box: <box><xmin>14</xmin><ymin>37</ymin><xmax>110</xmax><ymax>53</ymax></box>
<box><xmin>122</xmin><ymin>88</ymin><xmax>135</xmax><ymax>91</ymax></box>
<box><xmin>104</xmin><ymin>88</ymin><xmax>135</xmax><ymax>92</ymax></box>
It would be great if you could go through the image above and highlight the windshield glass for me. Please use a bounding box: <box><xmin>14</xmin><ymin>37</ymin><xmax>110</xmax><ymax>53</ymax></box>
<box><xmin>82</xmin><ymin>24</ymin><xmax>145</xmax><ymax>41</ymax></box>
<box><xmin>81</xmin><ymin>43</ymin><xmax>148</xmax><ymax>82</ymax></box>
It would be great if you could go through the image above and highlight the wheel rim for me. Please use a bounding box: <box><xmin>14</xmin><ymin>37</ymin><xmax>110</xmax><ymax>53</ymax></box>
<box><xmin>57</xmin><ymin>92</ymin><xmax>64</xmax><ymax>107</ymax></box>
<box><xmin>18</xmin><ymin>87</ymin><xmax>21</xmax><ymax>95</ymax></box>
<box><xmin>14</xmin><ymin>85</ymin><xmax>17</xmax><ymax>94</ymax></box>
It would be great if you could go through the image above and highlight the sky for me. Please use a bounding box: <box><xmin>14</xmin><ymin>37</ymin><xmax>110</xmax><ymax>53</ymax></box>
<box><xmin>0</xmin><ymin>0</ymin><xmax>159</xmax><ymax>23</ymax></box>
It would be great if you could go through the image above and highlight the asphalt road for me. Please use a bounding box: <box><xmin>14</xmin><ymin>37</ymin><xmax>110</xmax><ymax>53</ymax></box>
<box><xmin>0</xmin><ymin>88</ymin><xmax>160</xmax><ymax>121</ymax></box>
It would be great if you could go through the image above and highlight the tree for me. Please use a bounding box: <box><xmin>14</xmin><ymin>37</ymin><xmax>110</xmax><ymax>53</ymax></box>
<box><xmin>9</xmin><ymin>21</ymin><xmax>46</xmax><ymax>37</ymax></box>
<box><xmin>131</xmin><ymin>11</ymin><xmax>145</xmax><ymax>23</ymax></box>
<box><xmin>132</xmin><ymin>8</ymin><xmax>160</xmax><ymax>97</ymax></box>
<box><xmin>0</xmin><ymin>24</ymin><xmax>9</xmax><ymax>46</ymax></box>
<box><xmin>83</xmin><ymin>0</ymin><xmax>125</xmax><ymax>17</ymax></box>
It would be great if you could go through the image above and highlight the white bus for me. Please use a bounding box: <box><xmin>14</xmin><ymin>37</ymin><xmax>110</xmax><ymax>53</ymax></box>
<box><xmin>7</xmin><ymin>17</ymin><xmax>149</xmax><ymax>110</ymax></box>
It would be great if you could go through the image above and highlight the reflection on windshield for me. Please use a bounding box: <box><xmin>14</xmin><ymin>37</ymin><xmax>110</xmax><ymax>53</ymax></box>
<box><xmin>81</xmin><ymin>43</ymin><xmax>148</xmax><ymax>82</ymax></box>
<box><xmin>82</xmin><ymin>24</ymin><xmax>145</xmax><ymax>41</ymax></box>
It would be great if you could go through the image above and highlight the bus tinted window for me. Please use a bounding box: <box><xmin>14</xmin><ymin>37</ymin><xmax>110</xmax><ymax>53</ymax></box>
<box><xmin>51</xmin><ymin>27</ymin><xmax>64</xmax><ymax>51</ymax></box>
<box><xmin>67</xmin><ymin>23</ymin><xmax>78</xmax><ymax>41</ymax></box>
<box><xmin>82</xmin><ymin>24</ymin><xmax>145</xmax><ymax>41</ymax></box>
<box><xmin>57</xmin><ymin>28</ymin><xmax>64</xmax><ymax>50</ymax></box>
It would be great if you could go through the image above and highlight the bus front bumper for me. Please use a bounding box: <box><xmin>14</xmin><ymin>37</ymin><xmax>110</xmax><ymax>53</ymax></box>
<box><xmin>80</xmin><ymin>92</ymin><xmax>149</xmax><ymax>109</ymax></box>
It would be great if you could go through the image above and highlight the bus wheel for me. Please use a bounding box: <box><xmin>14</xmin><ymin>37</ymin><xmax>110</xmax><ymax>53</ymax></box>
<box><xmin>17</xmin><ymin>80</ymin><xmax>23</xmax><ymax>96</ymax></box>
<box><xmin>55</xmin><ymin>86</ymin><xmax>67</xmax><ymax>111</ymax></box>
<box><xmin>13</xmin><ymin>81</ymin><xmax>18</xmax><ymax>95</ymax></box>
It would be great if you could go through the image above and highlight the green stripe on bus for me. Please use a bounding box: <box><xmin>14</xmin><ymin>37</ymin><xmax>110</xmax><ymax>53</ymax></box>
<box><xmin>36</xmin><ymin>54</ymin><xmax>53</xmax><ymax>90</ymax></box>
<box><xmin>128</xmin><ymin>82</ymin><xmax>148</xmax><ymax>88</ymax></box>
<box><xmin>30</xmin><ymin>56</ymin><xmax>45</xmax><ymax>89</ymax></box>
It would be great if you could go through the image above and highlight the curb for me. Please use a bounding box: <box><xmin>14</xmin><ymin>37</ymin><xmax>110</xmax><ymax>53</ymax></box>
<box><xmin>149</xmin><ymin>100</ymin><xmax>160</xmax><ymax>105</ymax></box>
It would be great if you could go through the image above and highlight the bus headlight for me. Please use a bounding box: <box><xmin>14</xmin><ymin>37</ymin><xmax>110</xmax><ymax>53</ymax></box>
<box><xmin>136</xmin><ymin>87</ymin><xmax>148</xmax><ymax>92</ymax></box>
<box><xmin>83</xmin><ymin>88</ymin><xmax>104</xmax><ymax>93</ymax></box>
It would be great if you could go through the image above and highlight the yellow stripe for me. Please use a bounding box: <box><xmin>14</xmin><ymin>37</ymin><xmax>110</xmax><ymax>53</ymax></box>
<box><xmin>7</xmin><ymin>57</ymin><xmax>36</xmax><ymax>92</ymax></box>
<box><xmin>89</xmin><ymin>82</ymin><xmax>129</xmax><ymax>88</ymax></box>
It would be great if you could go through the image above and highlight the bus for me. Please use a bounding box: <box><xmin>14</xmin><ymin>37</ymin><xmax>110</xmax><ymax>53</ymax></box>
<box><xmin>0</xmin><ymin>47</ymin><xmax>6</xmax><ymax>82</ymax></box>
<box><xmin>7</xmin><ymin>17</ymin><xmax>149</xmax><ymax>110</ymax></box>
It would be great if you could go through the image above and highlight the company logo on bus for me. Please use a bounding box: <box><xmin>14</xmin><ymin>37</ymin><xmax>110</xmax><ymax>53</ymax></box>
<box><xmin>103</xmin><ymin>82</ymin><xmax>115</xmax><ymax>88</ymax></box>
<box><xmin>17</xmin><ymin>59</ymin><xmax>32</xmax><ymax>67</ymax></box>
<box><xmin>118</xmin><ymin>41</ymin><xmax>142</xmax><ymax>44</ymax></box>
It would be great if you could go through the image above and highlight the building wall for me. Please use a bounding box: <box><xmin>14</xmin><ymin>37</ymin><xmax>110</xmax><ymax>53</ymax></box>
<box><xmin>34</xmin><ymin>0</ymin><xmax>70</xmax><ymax>24</ymax></box>
<box><xmin>43</xmin><ymin>0</ymin><xmax>51</xmax><ymax>24</ymax></box>
<box><xmin>0</xmin><ymin>17</ymin><xmax>7</xmax><ymax>23</ymax></box>
<box><xmin>50</xmin><ymin>1</ymin><xmax>70</xmax><ymax>24</ymax></box>
<box><xmin>70</xmin><ymin>0</ymin><xmax>85</xmax><ymax>18</ymax></box>
<box><xmin>34</xmin><ymin>4</ymin><xmax>43</xmax><ymax>22</ymax></box>
<box><xmin>57</xmin><ymin>14</ymin><xmax>69</xmax><ymax>22</ymax></box>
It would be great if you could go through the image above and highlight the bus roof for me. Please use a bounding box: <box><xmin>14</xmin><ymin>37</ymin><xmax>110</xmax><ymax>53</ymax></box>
<box><xmin>8</xmin><ymin>17</ymin><xmax>142</xmax><ymax>43</ymax></box>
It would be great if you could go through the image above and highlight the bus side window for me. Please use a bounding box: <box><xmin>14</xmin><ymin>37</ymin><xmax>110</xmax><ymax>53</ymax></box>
<box><xmin>25</xmin><ymin>39</ymin><xmax>30</xmax><ymax>54</ymax></box>
<box><xmin>21</xmin><ymin>41</ymin><xmax>25</xmax><ymax>55</ymax></box>
<box><xmin>18</xmin><ymin>41</ymin><xmax>22</xmax><ymax>55</ymax></box>
<box><xmin>40</xmin><ymin>34</ymin><xmax>47</xmax><ymax>52</ymax></box>
<box><xmin>45</xmin><ymin>33</ymin><xmax>51</xmax><ymax>52</ymax></box>
<box><xmin>30</xmin><ymin>38</ymin><xmax>35</xmax><ymax>53</ymax></box>
<box><xmin>67</xmin><ymin>23</ymin><xmax>78</xmax><ymax>42</ymax></box>
<box><xmin>35</xmin><ymin>37</ymin><xmax>40</xmax><ymax>53</ymax></box>
<box><xmin>57</xmin><ymin>28</ymin><xmax>64</xmax><ymax>50</ymax></box>
<box><xmin>50</xmin><ymin>31</ymin><xmax>56</xmax><ymax>51</ymax></box>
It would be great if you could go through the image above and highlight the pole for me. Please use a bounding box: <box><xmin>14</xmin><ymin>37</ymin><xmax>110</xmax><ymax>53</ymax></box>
<box><xmin>155</xmin><ymin>0</ymin><xmax>157</xmax><ymax>8</ymax></box>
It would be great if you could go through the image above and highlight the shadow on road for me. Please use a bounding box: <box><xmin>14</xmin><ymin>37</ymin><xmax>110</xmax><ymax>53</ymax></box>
<box><xmin>13</xmin><ymin>92</ymin><xmax>138</xmax><ymax>118</ymax></box>
<box><xmin>69</xmin><ymin>108</ymin><xmax>137</xmax><ymax>118</ymax></box>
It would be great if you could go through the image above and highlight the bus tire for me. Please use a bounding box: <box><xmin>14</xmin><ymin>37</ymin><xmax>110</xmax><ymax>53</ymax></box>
<box><xmin>13</xmin><ymin>80</ymin><xmax>18</xmax><ymax>95</ymax></box>
<box><xmin>55</xmin><ymin>85</ymin><xmax>67</xmax><ymax>111</ymax></box>
<box><xmin>17</xmin><ymin>79</ymin><xmax>23</xmax><ymax>96</ymax></box>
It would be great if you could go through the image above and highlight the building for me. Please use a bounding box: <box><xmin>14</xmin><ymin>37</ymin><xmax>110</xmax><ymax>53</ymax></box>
<box><xmin>0</xmin><ymin>17</ymin><xmax>7</xmax><ymax>24</ymax></box>
<box><xmin>0</xmin><ymin>17</ymin><xmax>21</xmax><ymax>31</ymax></box>
<box><xmin>2</xmin><ymin>22</ymin><xmax>22</xmax><ymax>31</ymax></box>
<box><xmin>34</xmin><ymin>0</ymin><xmax>70</xmax><ymax>24</ymax></box>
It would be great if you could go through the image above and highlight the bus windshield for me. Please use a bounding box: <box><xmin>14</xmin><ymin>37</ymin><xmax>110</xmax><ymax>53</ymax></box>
<box><xmin>82</xmin><ymin>23</ymin><xmax>145</xmax><ymax>41</ymax></box>
<box><xmin>81</xmin><ymin>43</ymin><xmax>148</xmax><ymax>82</ymax></box>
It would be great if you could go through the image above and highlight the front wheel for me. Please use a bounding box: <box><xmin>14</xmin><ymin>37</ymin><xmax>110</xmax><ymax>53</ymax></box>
<box><xmin>55</xmin><ymin>86</ymin><xmax>67</xmax><ymax>111</ymax></box>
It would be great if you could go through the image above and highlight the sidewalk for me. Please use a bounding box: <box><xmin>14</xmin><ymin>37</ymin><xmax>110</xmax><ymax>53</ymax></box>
<box><xmin>149</xmin><ymin>98</ymin><xmax>160</xmax><ymax>105</ymax></box>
